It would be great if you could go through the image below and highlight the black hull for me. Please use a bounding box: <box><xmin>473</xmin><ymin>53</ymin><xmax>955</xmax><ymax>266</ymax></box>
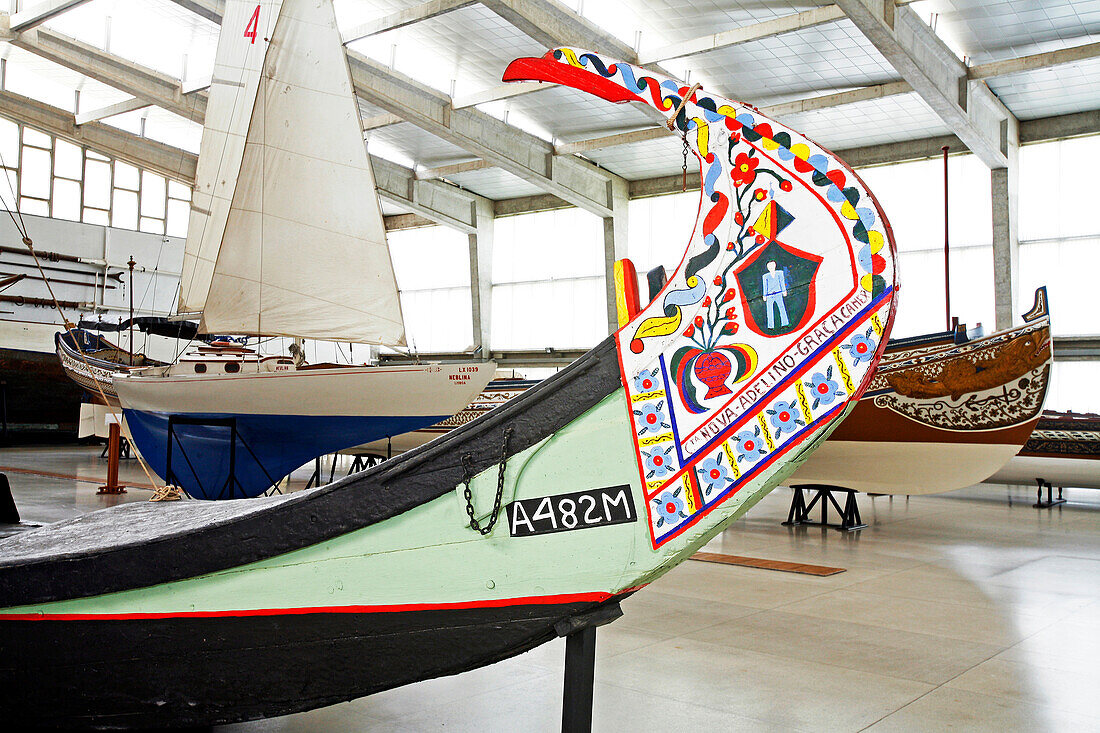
<box><xmin>0</xmin><ymin>347</ymin><xmax>82</xmax><ymax>439</ymax></box>
<box><xmin>1</xmin><ymin>594</ymin><xmax>628</xmax><ymax>728</ymax></box>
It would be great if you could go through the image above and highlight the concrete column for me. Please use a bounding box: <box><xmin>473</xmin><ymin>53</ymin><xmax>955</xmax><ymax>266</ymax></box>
<box><xmin>602</xmin><ymin>177</ymin><xmax>630</xmax><ymax>334</ymax></box>
<box><xmin>991</xmin><ymin>120</ymin><xmax>1020</xmax><ymax>330</ymax></box>
<box><xmin>468</xmin><ymin>197</ymin><xmax>494</xmax><ymax>356</ymax></box>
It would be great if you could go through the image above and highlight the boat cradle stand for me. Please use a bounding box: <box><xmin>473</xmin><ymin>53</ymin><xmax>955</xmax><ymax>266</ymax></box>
<box><xmin>782</xmin><ymin>484</ymin><xmax>867</xmax><ymax>532</ymax></box>
<box><xmin>1033</xmin><ymin>478</ymin><xmax>1066</xmax><ymax>509</ymax></box>
<box><xmin>165</xmin><ymin>415</ymin><xmax>281</xmax><ymax>499</ymax></box>
<box><xmin>556</xmin><ymin>601</ymin><xmax>623</xmax><ymax>732</ymax></box>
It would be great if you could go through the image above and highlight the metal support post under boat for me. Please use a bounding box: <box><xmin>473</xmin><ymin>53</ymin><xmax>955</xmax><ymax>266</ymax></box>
<box><xmin>562</xmin><ymin>626</ymin><xmax>596</xmax><ymax>733</ymax></box>
<box><xmin>1033</xmin><ymin>478</ymin><xmax>1066</xmax><ymax>509</ymax></box>
<box><xmin>555</xmin><ymin>602</ymin><xmax>623</xmax><ymax>733</ymax></box>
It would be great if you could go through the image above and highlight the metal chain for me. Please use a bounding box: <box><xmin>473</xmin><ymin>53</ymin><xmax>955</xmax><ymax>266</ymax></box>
<box><xmin>461</xmin><ymin>426</ymin><xmax>514</xmax><ymax>535</ymax></box>
<box><xmin>681</xmin><ymin>133</ymin><xmax>689</xmax><ymax>192</ymax></box>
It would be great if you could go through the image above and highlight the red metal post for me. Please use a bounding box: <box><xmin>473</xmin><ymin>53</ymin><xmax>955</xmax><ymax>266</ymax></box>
<box><xmin>942</xmin><ymin>145</ymin><xmax>951</xmax><ymax>331</ymax></box>
<box><xmin>127</xmin><ymin>255</ymin><xmax>136</xmax><ymax>366</ymax></box>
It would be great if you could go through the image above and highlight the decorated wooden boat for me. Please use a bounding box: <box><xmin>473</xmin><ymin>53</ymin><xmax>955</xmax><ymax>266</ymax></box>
<box><xmin>0</xmin><ymin>39</ymin><xmax>899</xmax><ymax>728</ymax></box>
<box><xmin>112</xmin><ymin>0</ymin><xmax>493</xmax><ymax>499</ymax></box>
<box><xmin>54</xmin><ymin>327</ymin><xmax>167</xmax><ymax>406</ymax></box>
<box><xmin>789</xmin><ymin>288</ymin><xmax>1051</xmax><ymax>494</ymax></box>
<box><xmin>988</xmin><ymin>410</ymin><xmax>1100</xmax><ymax>489</ymax></box>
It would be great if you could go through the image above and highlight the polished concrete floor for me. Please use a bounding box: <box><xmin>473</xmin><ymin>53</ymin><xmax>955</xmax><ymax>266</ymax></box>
<box><xmin>2</xmin><ymin>445</ymin><xmax>1099</xmax><ymax>731</ymax></box>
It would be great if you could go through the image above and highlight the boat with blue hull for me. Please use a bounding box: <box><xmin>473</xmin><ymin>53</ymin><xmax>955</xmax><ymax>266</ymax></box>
<box><xmin>112</xmin><ymin>0</ymin><xmax>494</xmax><ymax>496</ymax></box>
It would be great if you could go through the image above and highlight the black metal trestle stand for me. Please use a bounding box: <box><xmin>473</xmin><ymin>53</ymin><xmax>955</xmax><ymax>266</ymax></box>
<box><xmin>556</xmin><ymin>602</ymin><xmax>623</xmax><ymax>733</ymax></box>
<box><xmin>782</xmin><ymin>484</ymin><xmax>867</xmax><ymax>531</ymax></box>
<box><xmin>1033</xmin><ymin>478</ymin><xmax>1065</xmax><ymax>509</ymax></box>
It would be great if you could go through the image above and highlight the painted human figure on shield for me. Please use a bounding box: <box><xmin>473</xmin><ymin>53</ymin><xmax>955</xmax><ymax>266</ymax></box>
<box><xmin>762</xmin><ymin>261</ymin><xmax>790</xmax><ymax>330</ymax></box>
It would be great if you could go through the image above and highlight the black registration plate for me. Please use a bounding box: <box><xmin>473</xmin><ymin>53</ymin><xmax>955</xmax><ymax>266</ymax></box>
<box><xmin>506</xmin><ymin>485</ymin><xmax>637</xmax><ymax>537</ymax></box>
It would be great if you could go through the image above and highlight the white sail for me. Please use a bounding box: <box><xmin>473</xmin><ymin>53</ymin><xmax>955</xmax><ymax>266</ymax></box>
<box><xmin>179</xmin><ymin>0</ymin><xmax>406</xmax><ymax>345</ymax></box>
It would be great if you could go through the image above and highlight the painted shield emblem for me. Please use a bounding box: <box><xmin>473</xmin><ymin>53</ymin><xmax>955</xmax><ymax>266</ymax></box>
<box><xmin>734</xmin><ymin>239</ymin><xmax>822</xmax><ymax>338</ymax></box>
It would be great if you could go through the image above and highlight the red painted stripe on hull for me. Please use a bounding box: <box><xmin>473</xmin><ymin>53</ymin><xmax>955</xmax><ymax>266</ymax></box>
<box><xmin>0</xmin><ymin>586</ymin><xmax>649</xmax><ymax>621</ymax></box>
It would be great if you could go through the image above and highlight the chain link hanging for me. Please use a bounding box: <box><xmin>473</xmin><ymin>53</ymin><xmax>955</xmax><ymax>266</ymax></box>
<box><xmin>461</xmin><ymin>426</ymin><xmax>514</xmax><ymax>535</ymax></box>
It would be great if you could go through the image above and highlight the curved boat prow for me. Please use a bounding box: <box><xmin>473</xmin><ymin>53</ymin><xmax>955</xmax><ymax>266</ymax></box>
<box><xmin>0</xmin><ymin>49</ymin><xmax>899</xmax><ymax>727</ymax></box>
<box><xmin>507</xmin><ymin>48</ymin><xmax>899</xmax><ymax>549</ymax></box>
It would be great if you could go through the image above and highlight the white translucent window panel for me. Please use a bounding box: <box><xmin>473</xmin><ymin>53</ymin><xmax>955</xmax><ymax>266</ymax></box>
<box><xmin>114</xmin><ymin>161</ymin><xmax>139</xmax><ymax>191</ymax></box>
<box><xmin>1019</xmin><ymin>237</ymin><xmax>1100</xmax><ymax>336</ymax></box>
<box><xmin>0</xmin><ymin>119</ymin><xmax>18</xmax><ymax>165</ymax></box>
<box><xmin>493</xmin><ymin>208</ymin><xmax>604</xmax><ymax>284</ymax></box>
<box><xmin>0</xmin><ymin>170</ymin><xmax>17</xmax><ymax>209</ymax></box>
<box><xmin>23</xmin><ymin>127</ymin><xmax>52</xmax><ymax>149</ymax></box>
<box><xmin>19</xmin><ymin>197</ymin><xmax>49</xmax><ymax>217</ymax></box>
<box><xmin>112</xmin><ymin>189</ymin><xmax>138</xmax><ymax>229</ymax></box>
<box><xmin>166</xmin><ymin>199</ymin><xmax>190</xmax><ymax>238</ymax></box>
<box><xmin>103</xmin><ymin>109</ymin><xmax>203</xmax><ymax>154</ymax></box>
<box><xmin>19</xmin><ymin>146</ymin><xmax>52</xmax><ymax>199</ymax></box>
<box><xmin>141</xmin><ymin>171</ymin><xmax>167</xmax><ymax>219</ymax></box>
<box><xmin>52</xmin><ymin>178</ymin><xmax>81</xmax><ymax>222</ymax></box>
<box><xmin>857</xmin><ymin>153</ymin><xmax>992</xmax><ymax>252</ymax></box>
<box><xmin>1019</xmin><ymin>136</ymin><xmax>1100</xmax><ymax>242</ymax></box>
<box><xmin>82</xmin><ymin>208</ymin><xmax>110</xmax><ymax>227</ymax></box>
<box><xmin>84</xmin><ymin>159</ymin><xmax>112</xmax><ymax>209</ymax></box>
<box><xmin>626</xmin><ymin>190</ymin><xmax>703</xmax><ymax>275</ymax></box>
<box><xmin>888</xmin><ymin>245</ymin><xmax>995</xmax><ymax>339</ymax></box>
<box><xmin>491</xmin><ymin>278</ymin><xmax>606</xmax><ymax>350</ymax></box>
<box><xmin>1045</xmin><ymin>362</ymin><xmax>1100</xmax><ymax>413</ymax></box>
<box><xmin>168</xmin><ymin>180</ymin><xmax>191</xmax><ymax>202</ymax></box>
<box><xmin>139</xmin><ymin>216</ymin><xmax>164</xmax><ymax>235</ymax></box>
<box><xmin>399</xmin><ymin>287</ymin><xmax>474</xmax><ymax>353</ymax></box>
<box><xmin>388</xmin><ymin>225</ymin><xmax>470</xmax><ymax>290</ymax></box>
<box><xmin>54</xmin><ymin>139</ymin><xmax>83</xmax><ymax>180</ymax></box>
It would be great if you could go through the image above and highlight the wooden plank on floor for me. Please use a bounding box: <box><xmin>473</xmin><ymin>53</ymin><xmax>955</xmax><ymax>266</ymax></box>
<box><xmin>0</xmin><ymin>465</ymin><xmax>155</xmax><ymax>490</ymax></box>
<box><xmin>691</xmin><ymin>551</ymin><xmax>845</xmax><ymax>576</ymax></box>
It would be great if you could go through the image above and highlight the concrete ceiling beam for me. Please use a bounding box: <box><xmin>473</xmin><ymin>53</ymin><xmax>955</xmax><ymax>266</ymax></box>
<box><xmin>9</xmin><ymin>0</ymin><xmax>92</xmax><ymax>32</ymax></box>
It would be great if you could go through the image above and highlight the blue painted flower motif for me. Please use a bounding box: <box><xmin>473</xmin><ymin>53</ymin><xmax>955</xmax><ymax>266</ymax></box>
<box><xmin>697</xmin><ymin>453</ymin><xmax>733</xmax><ymax>497</ymax></box>
<box><xmin>633</xmin><ymin>368</ymin><xmax>660</xmax><ymax>394</ymax></box>
<box><xmin>633</xmin><ymin>400</ymin><xmax>670</xmax><ymax>434</ymax></box>
<box><xmin>653</xmin><ymin>488</ymin><xmax>687</xmax><ymax>527</ymax></box>
<box><xmin>766</xmin><ymin>400</ymin><xmax>804</xmax><ymax>437</ymax></box>
<box><xmin>845</xmin><ymin>331</ymin><xmax>876</xmax><ymax>366</ymax></box>
<box><xmin>734</xmin><ymin>426</ymin><xmax>766</xmax><ymax>464</ymax></box>
<box><xmin>806</xmin><ymin>366</ymin><xmax>844</xmax><ymax>409</ymax></box>
<box><xmin>643</xmin><ymin>445</ymin><xmax>675</xmax><ymax>479</ymax></box>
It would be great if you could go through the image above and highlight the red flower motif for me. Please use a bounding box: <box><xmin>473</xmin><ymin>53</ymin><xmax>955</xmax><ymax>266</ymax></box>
<box><xmin>694</xmin><ymin>315</ymin><xmax>704</xmax><ymax>328</ymax></box>
<box><xmin>734</xmin><ymin>212</ymin><xmax>744</xmax><ymax>225</ymax></box>
<box><xmin>725</xmin><ymin>307</ymin><xmax>736</xmax><ymax>319</ymax></box>
<box><xmin>755</xmin><ymin>234</ymin><xmax>766</xmax><ymax>245</ymax></box>
<box><xmin>753</xmin><ymin>188</ymin><xmax>767</xmax><ymax>201</ymax></box>
<box><xmin>702</xmin><ymin>296</ymin><xmax>712</xmax><ymax>307</ymax></box>
<box><xmin>779</xmin><ymin>179</ymin><xmax>793</xmax><ymax>192</ymax></box>
<box><xmin>723</xmin><ymin>322</ymin><xmax>739</xmax><ymax>334</ymax></box>
<box><xmin>733</xmin><ymin>152</ymin><xmax>758</xmax><ymax>186</ymax></box>
<box><xmin>722</xmin><ymin>290</ymin><xmax>736</xmax><ymax>303</ymax></box>
<box><xmin>726</xmin><ymin>242</ymin><xmax>735</xmax><ymax>250</ymax></box>
<box><xmin>713</xmin><ymin>275</ymin><xmax>723</xmax><ymax>286</ymax></box>
<box><xmin>683</xmin><ymin>325</ymin><xmax>695</xmax><ymax>338</ymax></box>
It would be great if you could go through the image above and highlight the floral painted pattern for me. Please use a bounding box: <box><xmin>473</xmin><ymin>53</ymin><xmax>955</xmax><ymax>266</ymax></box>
<box><xmin>633</xmin><ymin>400</ymin><xmax>670</xmax><ymax>434</ymax></box>
<box><xmin>653</xmin><ymin>488</ymin><xmax>688</xmax><ymax>528</ymax></box>
<box><xmin>697</xmin><ymin>453</ymin><xmax>733</xmax><ymax>497</ymax></box>
<box><xmin>633</xmin><ymin>368</ymin><xmax>660</xmax><ymax>393</ymax></box>
<box><xmin>643</xmin><ymin>445</ymin><xmax>675</xmax><ymax>479</ymax></box>
<box><xmin>767</xmin><ymin>399</ymin><xmax>804</xmax><ymax>437</ymax></box>
<box><xmin>734</xmin><ymin>426</ymin><xmax>766</xmax><ymax>463</ymax></box>
<box><xmin>806</xmin><ymin>367</ymin><xmax>844</xmax><ymax>409</ymax></box>
<box><xmin>845</xmin><ymin>331</ymin><xmax>876</xmax><ymax>366</ymax></box>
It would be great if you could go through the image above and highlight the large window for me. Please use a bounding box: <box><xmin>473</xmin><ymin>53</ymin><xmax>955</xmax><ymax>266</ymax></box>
<box><xmin>0</xmin><ymin>116</ymin><xmax>191</xmax><ymax>235</ymax></box>
<box><xmin>491</xmin><ymin>207</ymin><xmax>607</xmax><ymax>350</ymax></box>
<box><xmin>388</xmin><ymin>224</ymin><xmax>474</xmax><ymax>353</ymax></box>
